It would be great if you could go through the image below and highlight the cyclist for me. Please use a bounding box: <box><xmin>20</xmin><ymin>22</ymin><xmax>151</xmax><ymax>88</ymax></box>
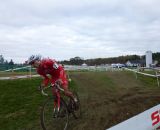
<box><xmin>27</xmin><ymin>55</ymin><xmax>77</xmax><ymax>103</ymax></box>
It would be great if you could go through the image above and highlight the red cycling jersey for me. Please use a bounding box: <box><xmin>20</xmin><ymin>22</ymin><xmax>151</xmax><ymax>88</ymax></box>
<box><xmin>36</xmin><ymin>58</ymin><xmax>68</xmax><ymax>88</ymax></box>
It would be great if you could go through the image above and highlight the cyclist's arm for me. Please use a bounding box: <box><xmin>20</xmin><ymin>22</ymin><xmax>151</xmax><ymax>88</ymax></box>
<box><xmin>41</xmin><ymin>74</ymin><xmax>50</xmax><ymax>87</ymax></box>
<box><xmin>37</xmin><ymin>70</ymin><xmax>50</xmax><ymax>87</ymax></box>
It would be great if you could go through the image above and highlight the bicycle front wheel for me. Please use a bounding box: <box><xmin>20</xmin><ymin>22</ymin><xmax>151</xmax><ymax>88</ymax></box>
<box><xmin>41</xmin><ymin>97</ymin><xmax>69</xmax><ymax>130</ymax></box>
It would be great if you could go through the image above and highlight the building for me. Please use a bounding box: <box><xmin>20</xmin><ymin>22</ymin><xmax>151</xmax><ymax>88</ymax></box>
<box><xmin>82</xmin><ymin>63</ymin><xmax>87</xmax><ymax>66</ymax></box>
<box><xmin>145</xmin><ymin>51</ymin><xmax>152</xmax><ymax>67</ymax></box>
<box><xmin>126</xmin><ymin>60</ymin><xmax>139</xmax><ymax>67</ymax></box>
<box><xmin>126</xmin><ymin>60</ymin><xmax>145</xmax><ymax>67</ymax></box>
<box><xmin>111</xmin><ymin>63</ymin><xmax>125</xmax><ymax>68</ymax></box>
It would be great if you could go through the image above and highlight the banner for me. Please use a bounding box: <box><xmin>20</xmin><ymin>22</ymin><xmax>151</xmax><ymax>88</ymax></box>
<box><xmin>107</xmin><ymin>104</ymin><xmax>160</xmax><ymax>130</ymax></box>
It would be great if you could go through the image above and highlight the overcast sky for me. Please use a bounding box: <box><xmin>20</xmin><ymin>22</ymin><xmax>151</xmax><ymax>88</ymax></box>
<box><xmin>0</xmin><ymin>0</ymin><xmax>160</xmax><ymax>63</ymax></box>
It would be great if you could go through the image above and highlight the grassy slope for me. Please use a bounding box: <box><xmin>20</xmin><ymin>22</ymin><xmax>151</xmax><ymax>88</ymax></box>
<box><xmin>0</xmin><ymin>78</ymin><xmax>43</xmax><ymax>130</ymax></box>
<box><xmin>0</xmin><ymin>71</ymin><xmax>160</xmax><ymax>130</ymax></box>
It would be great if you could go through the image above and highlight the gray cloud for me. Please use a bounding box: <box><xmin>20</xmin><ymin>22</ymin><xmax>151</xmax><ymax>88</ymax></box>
<box><xmin>0</xmin><ymin>0</ymin><xmax>160</xmax><ymax>63</ymax></box>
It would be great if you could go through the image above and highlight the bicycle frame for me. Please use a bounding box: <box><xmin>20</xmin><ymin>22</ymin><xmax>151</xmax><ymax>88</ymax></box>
<box><xmin>41</xmin><ymin>83</ymin><xmax>65</xmax><ymax>112</ymax></box>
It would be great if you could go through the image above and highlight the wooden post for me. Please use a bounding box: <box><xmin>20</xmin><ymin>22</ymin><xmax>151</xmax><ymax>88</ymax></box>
<box><xmin>135</xmin><ymin>67</ymin><xmax>138</xmax><ymax>79</ymax></box>
<box><xmin>135</xmin><ymin>71</ymin><xmax>138</xmax><ymax>79</ymax></box>
<box><xmin>30</xmin><ymin>66</ymin><xmax>32</xmax><ymax>79</ymax></box>
<box><xmin>156</xmin><ymin>71</ymin><xmax>159</xmax><ymax>87</ymax></box>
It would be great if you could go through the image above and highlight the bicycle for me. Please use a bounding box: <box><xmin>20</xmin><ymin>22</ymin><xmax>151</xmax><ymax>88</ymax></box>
<box><xmin>40</xmin><ymin>82</ymin><xmax>81</xmax><ymax>130</ymax></box>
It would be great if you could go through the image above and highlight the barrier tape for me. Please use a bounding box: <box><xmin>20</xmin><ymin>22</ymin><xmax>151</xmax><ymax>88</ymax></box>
<box><xmin>0</xmin><ymin>66</ymin><xmax>31</xmax><ymax>72</ymax></box>
<box><xmin>0</xmin><ymin>74</ymin><xmax>40</xmax><ymax>80</ymax></box>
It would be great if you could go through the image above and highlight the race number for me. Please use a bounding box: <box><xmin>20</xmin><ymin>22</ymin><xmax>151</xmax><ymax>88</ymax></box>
<box><xmin>53</xmin><ymin>63</ymin><xmax>59</xmax><ymax>69</ymax></box>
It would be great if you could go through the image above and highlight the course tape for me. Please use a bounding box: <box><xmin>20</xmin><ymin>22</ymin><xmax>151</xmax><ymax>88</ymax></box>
<box><xmin>0</xmin><ymin>75</ymin><xmax>40</xmax><ymax>80</ymax></box>
<box><xmin>0</xmin><ymin>66</ymin><xmax>31</xmax><ymax>72</ymax></box>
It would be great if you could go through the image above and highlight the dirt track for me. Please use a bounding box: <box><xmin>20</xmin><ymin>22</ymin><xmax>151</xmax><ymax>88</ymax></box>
<box><xmin>68</xmin><ymin>71</ymin><xmax>160</xmax><ymax>130</ymax></box>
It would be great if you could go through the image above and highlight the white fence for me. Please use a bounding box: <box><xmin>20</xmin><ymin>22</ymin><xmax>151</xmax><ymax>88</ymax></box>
<box><xmin>125</xmin><ymin>67</ymin><xmax>160</xmax><ymax>77</ymax></box>
<box><xmin>0</xmin><ymin>65</ymin><xmax>111</xmax><ymax>72</ymax></box>
<box><xmin>0</xmin><ymin>66</ymin><xmax>31</xmax><ymax>72</ymax></box>
<box><xmin>1</xmin><ymin>65</ymin><xmax>160</xmax><ymax>81</ymax></box>
<box><xmin>124</xmin><ymin>67</ymin><xmax>160</xmax><ymax>87</ymax></box>
<box><xmin>0</xmin><ymin>66</ymin><xmax>35</xmax><ymax>80</ymax></box>
<box><xmin>0</xmin><ymin>65</ymin><xmax>113</xmax><ymax>80</ymax></box>
<box><xmin>64</xmin><ymin>65</ymin><xmax>112</xmax><ymax>71</ymax></box>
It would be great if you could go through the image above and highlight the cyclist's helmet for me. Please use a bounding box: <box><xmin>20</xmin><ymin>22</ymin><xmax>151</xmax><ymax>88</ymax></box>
<box><xmin>27</xmin><ymin>55</ymin><xmax>41</xmax><ymax>65</ymax></box>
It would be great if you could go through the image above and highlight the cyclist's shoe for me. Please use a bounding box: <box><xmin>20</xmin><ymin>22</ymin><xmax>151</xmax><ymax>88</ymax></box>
<box><xmin>58</xmin><ymin>109</ymin><xmax>66</xmax><ymax>118</ymax></box>
<box><xmin>53</xmin><ymin>109</ymin><xmax>66</xmax><ymax>118</ymax></box>
<box><xmin>53</xmin><ymin>112</ymin><xmax>58</xmax><ymax>118</ymax></box>
<box><xmin>53</xmin><ymin>108</ymin><xmax>59</xmax><ymax>118</ymax></box>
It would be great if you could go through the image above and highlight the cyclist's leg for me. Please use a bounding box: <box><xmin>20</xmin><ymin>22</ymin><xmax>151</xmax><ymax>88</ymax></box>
<box><xmin>59</xmin><ymin>70</ymin><xmax>71</xmax><ymax>97</ymax></box>
<box><xmin>52</xmin><ymin>86</ymin><xmax>61</xmax><ymax>111</ymax></box>
<box><xmin>60</xmin><ymin>69</ymin><xmax>77</xmax><ymax>102</ymax></box>
<box><xmin>62</xmin><ymin>80</ymin><xmax>78</xmax><ymax>103</ymax></box>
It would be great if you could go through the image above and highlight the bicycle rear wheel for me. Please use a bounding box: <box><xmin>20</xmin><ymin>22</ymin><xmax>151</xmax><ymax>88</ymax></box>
<box><xmin>70</xmin><ymin>91</ymin><xmax>81</xmax><ymax>119</ymax></box>
<box><xmin>41</xmin><ymin>97</ymin><xmax>69</xmax><ymax>130</ymax></box>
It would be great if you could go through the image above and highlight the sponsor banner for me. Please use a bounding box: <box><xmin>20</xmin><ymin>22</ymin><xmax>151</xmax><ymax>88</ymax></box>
<box><xmin>107</xmin><ymin>104</ymin><xmax>160</xmax><ymax>130</ymax></box>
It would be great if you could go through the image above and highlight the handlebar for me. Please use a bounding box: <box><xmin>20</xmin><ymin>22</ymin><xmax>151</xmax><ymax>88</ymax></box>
<box><xmin>41</xmin><ymin>85</ymin><xmax>51</xmax><ymax>96</ymax></box>
<box><xmin>54</xmin><ymin>82</ymin><xmax>64</xmax><ymax>92</ymax></box>
<box><xmin>41</xmin><ymin>83</ymin><xmax>64</xmax><ymax>96</ymax></box>
<box><xmin>41</xmin><ymin>89</ymin><xmax>48</xmax><ymax>96</ymax></box>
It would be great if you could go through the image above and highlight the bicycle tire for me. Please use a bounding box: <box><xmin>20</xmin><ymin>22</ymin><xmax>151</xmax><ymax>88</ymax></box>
<box><xmin>41</xmin><ymin>97</ymin><xmax>69</xmax><ymax>130</ymax></box>
<box><xmin>70</xmin><ymin>91</ymin><xmax>82</xmax><ymax>119</ymax></box>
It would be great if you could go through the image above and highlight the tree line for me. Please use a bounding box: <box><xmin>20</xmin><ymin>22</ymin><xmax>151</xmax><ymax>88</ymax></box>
<box><xmin>60</xmin><ymin>52</ymin><xmax>160</xmax><ymax>66</ymax></box>
<box><xmin>1</xmin><ymin>52</ymin><xmax>160</xmax><ymax>67</ymax></box>
<box><xmin>0</xmin><ymin>55</ymin><xmax>14</xmax><ymax>66</ymax></box>
<box><xmin>0</xmin><ymin>55</ymin><xmax>15</xmax><ymax>70</ymax></box>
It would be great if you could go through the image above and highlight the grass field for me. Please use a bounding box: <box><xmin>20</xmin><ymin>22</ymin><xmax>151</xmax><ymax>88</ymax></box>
<box><xmin>0</xmin><ymin>71</ymin><xmax>160</xmax><ymax>130</ymax></box>
<box><xmin>0</xmin><ymin>72</ymin><xmax>37</xmax><ymax>77</ymax></box>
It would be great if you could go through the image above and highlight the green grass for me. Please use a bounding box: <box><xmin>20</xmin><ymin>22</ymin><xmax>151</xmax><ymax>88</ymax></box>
<box><xmin>0</xmin><ymin>78</ymin><xmax>43</xmax><ymax>130</ymax></box>
<box><xmin>0</xmin><ymin>71</ymin><xmax>160</xmax><ymax>130</ymax></box>
<box><xmin>137</xmin><ymin>73</ymin><xmax>159</xmax><ymax>87</ymax></box>
<box><xmin>0</xmin><ymin>72</ymin><xmax>37</xmax><ymax>77</ymax></box>
<box><xmin>0</xmin><ymin>77</ymin><xmax>77</xmax><ymax>130</ymax></box>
